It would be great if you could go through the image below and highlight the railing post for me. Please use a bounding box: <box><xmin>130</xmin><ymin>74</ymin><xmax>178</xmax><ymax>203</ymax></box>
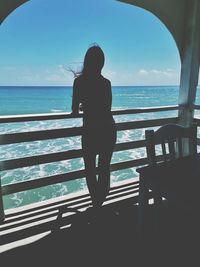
<box><xmin>0</xmin><ymin>177</ymin><xmax>5</xmax><ymax>222</ymax></box>
<box><xmin>178</xmin><ymin>0</ymin><xmax>200</xmax><ymax>128</ymax></box>
<box><xmin>178</xmin><ymin>0</ymin><xmax>200</xmax><ymax>155</ymax></box>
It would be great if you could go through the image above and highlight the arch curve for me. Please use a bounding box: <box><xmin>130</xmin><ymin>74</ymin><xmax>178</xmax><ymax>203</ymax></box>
<box><xmin>118</xmin><ymin>0</ymin><xmax>191</xmax><ymax>61</ymax></box>
<box><xmin>0</xmin><ymin>0</ymin><xmax>29</xmax><ymax>25</ymax></box>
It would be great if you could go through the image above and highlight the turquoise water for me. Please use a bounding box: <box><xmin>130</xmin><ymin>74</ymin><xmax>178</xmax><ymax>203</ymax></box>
<box><xmin>0</xmin><ymin>85</ymin><xmax>179</xmax><ymax>115</ymax></box>
<box><xmin>0</xmin><ymin>85</ymin><xmax>199</xmax><ymax>209</ymax></box>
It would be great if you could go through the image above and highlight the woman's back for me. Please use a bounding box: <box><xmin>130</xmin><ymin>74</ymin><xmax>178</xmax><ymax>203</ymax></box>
<box><xmin>74</xmin><ymin>74</ymin><xmax>114</xmax><ymax>126</ymax></box>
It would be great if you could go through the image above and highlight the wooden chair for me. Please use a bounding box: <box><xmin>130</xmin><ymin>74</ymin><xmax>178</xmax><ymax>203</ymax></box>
<box><xmin>137</xmin><ymin>123</ymin><xmax>198</xmax><ymax>239</ymax></box>
<box><xmin>145</xmin><ymin>123</ymin><xmax>197</xmax><ymax>166</ymax></box>
<box><xmin>145</xmin><ymin>123</ymin><xmax>197</xmax><ymax>205</ymax></box>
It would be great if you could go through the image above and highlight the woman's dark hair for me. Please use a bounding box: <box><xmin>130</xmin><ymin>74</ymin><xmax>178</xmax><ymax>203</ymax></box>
<box><xmin>82</xmin><ymin>44</ymin><xmax>105</xmax><ymax>76</ymax></box>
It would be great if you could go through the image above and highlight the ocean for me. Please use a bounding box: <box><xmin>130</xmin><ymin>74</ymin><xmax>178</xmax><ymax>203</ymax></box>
<box><xmin>0</xmin><ymin>85</ymin><xmax>199</xmax><ymax>209</ymax></box>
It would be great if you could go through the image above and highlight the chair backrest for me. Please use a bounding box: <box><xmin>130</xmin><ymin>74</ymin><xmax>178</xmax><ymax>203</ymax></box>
<box><xmin>145</xmin><ymin>124</ymin><xmax>197</xmax><ymax>165</ymax></box>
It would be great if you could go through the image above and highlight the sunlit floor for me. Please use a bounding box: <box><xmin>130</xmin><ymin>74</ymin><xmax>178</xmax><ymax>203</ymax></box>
<box><xmin>1</xmin><ymin>200</ymin><xmax>200</xmax><ymax>266</ymax></box>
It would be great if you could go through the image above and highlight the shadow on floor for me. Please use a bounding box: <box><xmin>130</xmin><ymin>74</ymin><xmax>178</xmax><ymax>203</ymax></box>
<box><xmin>1</xmin><ymin>202</ymin><xmax>200</xmax><ymax>266</ymax></box>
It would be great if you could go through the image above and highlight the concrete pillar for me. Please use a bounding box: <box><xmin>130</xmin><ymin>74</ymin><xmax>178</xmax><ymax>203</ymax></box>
<box><xmin>178</xmin><ymin>0</ymin><xmax>200</xmax><ymax>127</ymax></box>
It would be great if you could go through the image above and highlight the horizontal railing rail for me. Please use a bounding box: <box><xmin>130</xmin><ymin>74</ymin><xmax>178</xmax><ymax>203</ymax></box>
<box><xmin>0</xmin><ymin>105</ymin><xmax>178</xmax><ymax>123</ymax></box>
<box><xmin>0</xmin><ymin>105</ymin><xmax>182</xmax><ymax>219</ymax></box>
<box><xmin>194</xmin><ymin>105</ymin><xmax>200</xmax><ymax>110</ymax></box>
<box><xmin>0</xmin><ymin>117</ymin><xmax>178</xmax><ymax>145</ymax></box>
<box><xmin>0</xmin><ymin>140</ymin><xmax>146</xmax><ymax>171</ymax></box>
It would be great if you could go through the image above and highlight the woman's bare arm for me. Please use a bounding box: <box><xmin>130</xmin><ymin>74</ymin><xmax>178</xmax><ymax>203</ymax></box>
<box><xmin>71</xmin><ymin>78</ymin><xmax>80</xmax><ymax>114</ymax></box>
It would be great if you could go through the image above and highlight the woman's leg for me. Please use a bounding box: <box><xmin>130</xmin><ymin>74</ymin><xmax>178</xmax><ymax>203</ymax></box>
<box><xmin>97</xmin><ymin>150</ymin><xmax>113</xmax><ymax>206</ymax></box>
<box><xmin>97</xmin><ymin>128</ymin><xmax>117</xmax><ymax>206</ymax></box>
<box><xmin>82</xmin><ymin>133</ymin><xmax>99</xmax><ymax>207</ymax></box>
<box><xmin>83</xmin><ymin>151</ymin><xmax>99</xmax><ymax>207</ymax></box>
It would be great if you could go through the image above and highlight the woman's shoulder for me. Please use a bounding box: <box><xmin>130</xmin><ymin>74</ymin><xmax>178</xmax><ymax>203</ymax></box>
<box><xmin>101</xmin><ymin>75</ymin><xmax>111</xmax><ymax>86</ymax></box>
<box><xmin>74</xmin><ymin>75</ymin><xmax>111</xmax><ymax>87</ymax></box>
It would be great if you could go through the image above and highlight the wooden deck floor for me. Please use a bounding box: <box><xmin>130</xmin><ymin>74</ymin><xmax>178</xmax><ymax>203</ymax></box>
<box><xmin>1</xmin><ymin>180</ymin><xmax>200</xmax><ymax>266</ymax></box>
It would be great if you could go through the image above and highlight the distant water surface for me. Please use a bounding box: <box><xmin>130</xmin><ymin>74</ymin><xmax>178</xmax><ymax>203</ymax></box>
<box><xmin>0</xmin><ymin>85</ymin><xmax>180</xmax><ymax>115</ymax></box>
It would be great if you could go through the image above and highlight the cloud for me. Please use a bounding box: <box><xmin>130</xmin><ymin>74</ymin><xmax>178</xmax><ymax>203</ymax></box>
<box><xmin>17</xmin><ymin>74</ymin><xmax>40</xmax><ymax>82</ymax></box>
<box><xmin>58</xmin><ymin>65</ymin><xmax>70</xmax><ymax>76</ymax></box>
<box><xmin>151</xmin><ymin>69</ymin><xmax>173</xmax><ymax>77</ymax></box>
<box><xmin>0</xmin><ymin>65</ymin><xmax>74</xmax><ymax>86</ymax></box>
<box><xmin>135</xmin><ymin>68</ymin><xmax>180</xmax><ymax>85</ymax></box>
<box><xmin>0</xmin><ymin>64</ymin><xmax>182</xmax><ymax>86</ymax></box>
<box><xmin>138</xmin><ymin>69</ymin><xmax>148</xmax><ymax>75</ymax></box>
<box><xmin>101</xmin><ymin>67</ymin><xmax>180</xmax><ymax>86</ymax></box>
<box><xmin>86</xmin><ymin>67</ymin><xmax>180</xmax><ymax>86</ymax></box>
<box><xmin>139</xmin><ymin>68</ymin><xmax>176</xmax><ymax>77</ymax></box>
<box><xmin>44</xmin><ymin>65</ymin><xmax>74</xmax><ymax>85</ymax></box>
<box><xmin>102</xmin><ymin>68</ymin><xmax>117</xmax><ymax>79</ymax></box>
<box><xmin>45</xmin><ymin>74</ymin><xmax>62</xmax><ymax>82</ymax></box>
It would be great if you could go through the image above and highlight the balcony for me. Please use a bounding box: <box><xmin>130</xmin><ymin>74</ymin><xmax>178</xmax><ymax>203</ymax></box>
<box><xmin>0</xmin><ymin>105</ymin><xmax>199</xmax><ymax>254</ymax></box>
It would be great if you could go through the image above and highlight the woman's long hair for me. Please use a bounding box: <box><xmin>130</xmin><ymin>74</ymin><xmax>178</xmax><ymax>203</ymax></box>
<box><xmin>82</xmin><ymin>44</ymin><xmax>105</xmax><ymax>76</ymax></box>
<box><xmin>67</xmin><ymin>44</ymin><xmax>104</xmax><ymax>78</ymax></box>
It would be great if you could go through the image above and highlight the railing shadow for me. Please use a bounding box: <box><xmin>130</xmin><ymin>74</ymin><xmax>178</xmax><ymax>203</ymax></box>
<box><xmin>0</xmin><ymin>181</ymin><xmax>139</xmax><ymax>246</ymax></box>
<box><xmin>2</xmin><ymin>198</ymin><xmax>200</xmax><ymax>266</ymax></box>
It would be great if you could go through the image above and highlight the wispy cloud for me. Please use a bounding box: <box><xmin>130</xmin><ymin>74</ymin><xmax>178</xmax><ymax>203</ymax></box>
<box><xmin>17</xmin><ymin>74</ymin><xmax>40</xmax><ymax>82</ymax></box>
<box><xmin>102</xmin><ymin>68</ymin><xmax>117</xmax><ymax>80</ymax></box>
<box><xmin>100</xmin><ymin>68</ymin><xmax>180</xmax><ymax>86</ymax></box>
<box><xmin>139</xmin><ymin>68</ymin><xmax>176</xmax><ymax>77</ymax></box>
<box><xmin>0</xmin><ymin>64</ymin><xmax>182</xmax><ymax>86</ymax></box>
<box><xmin>1</xmin><ymin>65</ymin><xmax>75</xmax><ymax>86</ymax></box>
<box><xmin>44</xmin><ymin>65</ymin><xmax>74</xmax><ymax>84</ymax></box>
<box><xmin>136</xmin><ymin>68</ymin><xmax>180</xmax><ymax>85</ymax></box>
<box><xmin>138</xmin><ymin>69</ymin><xmax>148</xmax><ymax>75</ymax></box>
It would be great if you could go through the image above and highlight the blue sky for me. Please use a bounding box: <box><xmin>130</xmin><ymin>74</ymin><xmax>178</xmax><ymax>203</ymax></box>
<box><xmin>0</xmin><ymin>0</ymin><xmax>183</xmax><ymax>86</ymax></box>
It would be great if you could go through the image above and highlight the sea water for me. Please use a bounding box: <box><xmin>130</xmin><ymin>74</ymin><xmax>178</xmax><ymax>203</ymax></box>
<box><xmin>0</xmin><ymin>85</ymin><xmax>199</xmax><ymax>209</ymax></box>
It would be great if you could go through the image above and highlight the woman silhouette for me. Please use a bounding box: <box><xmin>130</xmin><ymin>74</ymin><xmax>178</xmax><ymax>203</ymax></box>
<box><xmin>71</xmin><ymin>44</ymin><xmax>116</xmax><ymax>209</ymax></box>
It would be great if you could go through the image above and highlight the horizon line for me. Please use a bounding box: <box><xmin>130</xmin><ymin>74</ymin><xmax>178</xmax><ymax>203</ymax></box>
<box><xmin>0</xmin><ymin>84</ymin><xmax>183</xmax><ymax>87</ymax></box>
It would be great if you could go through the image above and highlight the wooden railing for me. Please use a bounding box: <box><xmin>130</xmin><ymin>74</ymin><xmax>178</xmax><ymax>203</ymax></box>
<box><xmin>0</xmin><ymin>105</ymin><xmax>180</xmax><ymax>220</ymax></box>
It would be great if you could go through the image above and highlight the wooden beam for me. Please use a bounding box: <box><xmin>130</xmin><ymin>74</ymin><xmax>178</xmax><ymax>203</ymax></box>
<box><xmin>0</xmin><ymin>140</ymin><xmax>147</xmax><ymax>171</ymax></box>
<box><xmin>2</xmin><ymin>158</ymin><xmax>147</xmax><ymax>196</ymax></box>
<box><xmin>0</xmin><ymin>106</ymin><xmax>178</xmax><ymax>123</ymax></box>
<box><xmin>0</xmin><ymin>179</ymin><xmax>5</xmax><ymax>222</ymax></box>
<box><xmin>0</xmin><ymin>117</ymin><xmax>178</xmax><ymax>145</ymax></box>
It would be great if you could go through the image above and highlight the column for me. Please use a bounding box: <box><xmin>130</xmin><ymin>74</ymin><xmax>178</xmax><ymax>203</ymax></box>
<box><xmin>178</xmin><ymin>0</ymin><xmax>200</xmax><ymax>127</ymax></box>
